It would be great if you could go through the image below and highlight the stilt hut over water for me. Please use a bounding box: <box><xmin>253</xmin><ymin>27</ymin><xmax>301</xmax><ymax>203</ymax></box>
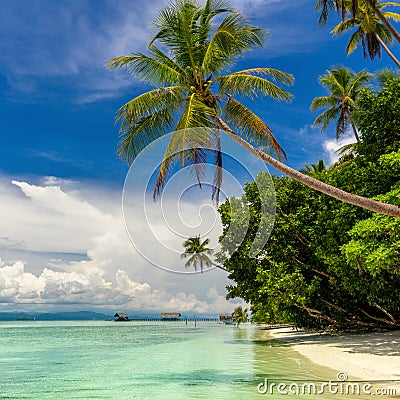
<box><xmin>114</xmin><ymin>313</ymin><xmax>130</xmax><ymax>321</ymax></box>
<box><xmin>219</xmin><ymin>313</ymin><xmax>233</xmax><ymax>324</ymax></box>
<box><xmin>160</xmin><ymin>312</ymin><xmax>181</xmax><ymax>321</ymax></box>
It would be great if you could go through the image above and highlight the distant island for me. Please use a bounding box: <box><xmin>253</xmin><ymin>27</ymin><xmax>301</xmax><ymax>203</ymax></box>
<box><xmin>0</xmin><ymin>311</ymin><xmax>111</xmax><ymax>321</ymax></box>
<box><xmin>0</xmin><ymin>311</ymin><xmax>220</xmax><ymax>321</ymax></box>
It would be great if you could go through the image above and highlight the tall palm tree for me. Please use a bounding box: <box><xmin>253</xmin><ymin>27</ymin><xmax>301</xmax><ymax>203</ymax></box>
<box><xmin>354</xmin><ymin>0</ymin><xmax>400</xmax><ymax>43</ymax></box>
<box><xmin>181</xmin><ymin>235</ymin><xmax>227</xmax><ymax>272</ymax></box>
<box><xmin>316</xmin><ymin>0</ymin><xmax>346</xmax><ymax>26</ymax></box>
<box><xmin>311</xmin><ymin>66</ymin><xmax>372</xmax><ymax>141</ymax></box>
<box><xmin>108</xmin><ymin>0</ymin><xmax>400</xmax><ymax>217</ymax></box>
<box><xmin>232</xmin><ymin>306</ymin><xmax>248</xmax><ymax>327</ymax></box>
<box><xmin>316</xmin><ymin>0</ymin><xmax>400</xmax><ymax>44</ymax></box>
<box><xmin>331</xmin><ymin>0</ymin><xmax>400</xmax><ymax>68</ymax></box>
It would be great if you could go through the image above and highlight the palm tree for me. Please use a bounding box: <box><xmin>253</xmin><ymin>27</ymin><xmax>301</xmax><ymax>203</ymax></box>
<box><xmin>331</xmin><ymin>0</ymin><xmax>400</xmax><ymax>68</ymax></box>
<box><xmin>316</xmin><ymin>0</ymin><xmax>400</xmax><ymax>44</ymax></box>
<box><xmin>181</xmin><ymin>235</ymin><xmax>227</xmax><ymax>272</ymax></box>
<box><xmin>316</xmin><ymin>0</ymin><xmax>346</xmax><ymax>26</ymax></box>
<box><xmin>305</xmin><ymin>159</ymin><xmax>327</xmax><ymax>175</ymax></box>
<box><xmin>375</xmin><ymin>67</ymin><xmax>399</xmax><ymax>87</ymax></box>
<box><xmin>354</xmin><ymin>0</ymin><xmax>400</xmax><ymax>43</ymax></box>
<box><xmin>108</xmin><ymin>0</ymin><xmax>400</xmax><ymax>218</ymax></box>
<box><xmin>233</xmin><ymin>306</ymin><xmax>248</xmax><ymax>327</ymax></box>
<box><xmin>311</xmin><ymin>66</ymin><xmax>372</xmax><ymax>141</ymax></box>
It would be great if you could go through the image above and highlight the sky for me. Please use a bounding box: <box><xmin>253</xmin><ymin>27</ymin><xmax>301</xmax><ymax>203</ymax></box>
<box><xmin>0</xmin><ymin>0</ymin><xmax>398</xmax><ymax>315</ymax></box>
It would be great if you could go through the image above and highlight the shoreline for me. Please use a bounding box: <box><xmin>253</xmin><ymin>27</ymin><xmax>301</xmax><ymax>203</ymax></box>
<box><xmin>266</xmin><ymin>327</ymin><xmax>400</xmax><ymax>382</ymax></box>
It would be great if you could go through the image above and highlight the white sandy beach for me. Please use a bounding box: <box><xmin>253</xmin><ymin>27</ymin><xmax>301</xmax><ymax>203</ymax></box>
<box><xmin>267</xmin><ymin>327</ymin><xmax>400</xmax><ymax>383</ymax></box>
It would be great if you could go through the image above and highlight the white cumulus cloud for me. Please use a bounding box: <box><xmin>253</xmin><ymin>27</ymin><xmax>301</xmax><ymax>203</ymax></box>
<box><xmin>323</xmin><ymin>134</ymin><xmax>356</xmax><ymax>165</ymax></box>
<box><xmin>0</xmin><ymin>175</ymin><xmax>240</xmax><ymax>313</ymax></box>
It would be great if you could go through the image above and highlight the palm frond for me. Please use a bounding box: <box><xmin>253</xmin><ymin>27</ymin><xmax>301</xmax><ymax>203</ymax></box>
<box><xmin>223</xmin><ymin>98</ymin><xmax>286</xmax><ymax>160</ymax></box>
<box><xmin>117</xmin><ymin>108</ymin><xmax>175</xmax><ymax>165</ymax></box>
<box><xmin>375</xmin><ymin>68</ymin><xmax>398</xmax><ymax>87</ymax></box>
<box><xmin>331</xmin><ymin>18</ymin><xmax>357</xmax><ymax>35</ymax></box>
<box><xmin>116</xmin><ymin>86</ymin><xmax>186</xmax><ymax>164</ymax></box>
<box><xmin>150</xmin><ymin>1</ymin><xmax>203</xmax><ymax>70</ymax></box>
<box><xmin>199</xmin><ymin>0</ymin><xmax>233</xmax><ymax>45</ymax></box>
<box><xmin>382</xmin><ymin>11</ymin><xmax>400</xmax><ymax>22</ymax></box>
<box><xmin>148</xmin><ymin>45</ymin><xmax>190</xmax><ymax>81</ymax></box>
<box><xmin>346</xmin><ymin>28</ymin><xmax>364</xmax><ymax>54</ymax></box>
<box><xmin>154</xmin><ymin>95</ymin><xmax>217</xmax><ymax>197</ymax></box>
<box><xmin>319</xmin><ymin>67</ymin><xmax>351</xmax><ymax>94</ymax></box>
<box><xmin>316</xmin><ymin>0</ymin><xmax>340</xmax><ymax>26</ymax></box>
<box><xmin>349</xmin><ymin>70</ymin><xmax>373</xmax><ymax>93</ymax></box>
<box><xmin>313</xmin><ymin>106</ymin><xmax>340</xmax><ymax>132</ymax></box>
<box><xmin>116</xmin><ymin>86</ymin><xmax>185</xmax><ymax>127</ymax></box>
<box><xmin>310</xmin><ymin>96</ymin><xmax>338</xmax><ymax>110</ymax></box>
<box><xmin>107</xmin><ymin>53</ymin><xmax>184</xmax><ymax>86</ymax></box>
<box><xmin>201</xmin><ymin>13</ymin><xmax>265</xmax><ymax>73</ymax></box>
<box><xmin>217</xmin><ymin>71</ymin><xmax>293</xmax><ymax>101</ymax></box>
<box><xmin>336</xmin><ymin>142</ymin><xmax>356</xmax><ymax>156</ymax></box>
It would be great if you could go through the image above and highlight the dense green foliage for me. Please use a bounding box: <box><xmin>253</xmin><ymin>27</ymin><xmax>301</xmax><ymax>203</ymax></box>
<box><xmin>218</xmin><ymin>79</ymin><xmax>400</xmax><ymax>330</ymax></box>
<box><xmin>355</xmin><ymin>78</ymin><xmax>400</xmax><ymax>160</ymax></box>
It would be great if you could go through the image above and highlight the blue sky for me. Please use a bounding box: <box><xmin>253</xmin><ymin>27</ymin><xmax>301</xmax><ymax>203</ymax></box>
<box><xmin>0</xmin><ymin>0</ymin><xmax>398</xmax><ymax>314</ymax></box>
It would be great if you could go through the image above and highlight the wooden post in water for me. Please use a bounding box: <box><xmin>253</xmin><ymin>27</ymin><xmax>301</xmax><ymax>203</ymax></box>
<box><xmin>194</xmin><ymin>315</ymin><xmax>197</xmax><ymax>328</ymax></box>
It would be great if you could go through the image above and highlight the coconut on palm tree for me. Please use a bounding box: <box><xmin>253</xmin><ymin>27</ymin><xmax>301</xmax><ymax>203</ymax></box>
<box><xmin>108</xmin><ymin>0</ymin><xmax>400</xmax><ymax>217</ymax></box>
<box><xmin>311</xmin><ymin>66</ymin><xmax>372</xmax><ymax>141</ymax></box>
<box><xmin>181</xmin><ymin>235</ymin><xmax>227</xmax><ymax>272</ymax></box>
<box><xmin>331</xmin><ymin>0</ymin><xmax>400</xmax><ymax>68</ymax></box>
<box><xmin>232</xmin><ymin>306</ymin><xmax>248</xmax><ymax>327</ymax></box>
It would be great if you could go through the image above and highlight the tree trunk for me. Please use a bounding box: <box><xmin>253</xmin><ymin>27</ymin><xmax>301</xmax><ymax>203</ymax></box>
<box><xmin>366</xmin><ymin>0</ymin><xmax>400</xmax><ymax>44</ymax></box>
<box><xmin>212</xmin><ymin>262</ymin><xmax>228</xmax><ymax>272</ymax></box>
<box><xmin>214</xmin><ymin>116</ymin><xmax>400</xmax><ymax>218</ymax></box>
<box><xmin>350</xmin><ymin>119</ymin><xmax>360</xmax><ymax>141</ymax></box>
<box><xmin>374</xmin><ymin>33</ymin><xmax>400</xmax><ymax>69</ymax></box>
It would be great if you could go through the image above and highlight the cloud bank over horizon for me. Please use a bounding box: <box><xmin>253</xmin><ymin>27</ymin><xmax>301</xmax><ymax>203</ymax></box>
<box><xmin>0</xmin><ymin>176</ymin><xmax>242</xmax><ymax>313</ymax></box>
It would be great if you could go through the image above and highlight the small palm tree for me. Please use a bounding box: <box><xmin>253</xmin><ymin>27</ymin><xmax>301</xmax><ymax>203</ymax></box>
<box><xmin>108</xmin><ymin>0</ymin><xmax>400</xmax><ymax>217</ymax></box>
<box><xmin>311</xmin><ymin>66</ymin><xmax>372</xmax><ymax>141</ymax></box>
<box><xmin>233</xmin><ymin>306</ymin><xmax>248</xmax><ymax>327</ymax></box>
<box><xmin>375</xmin><ymin>68</ymin><xmax>399</xmax><ymax>87</ymax></box>
<box><xmin>304</xmin><ymin>159</ymin><xmax>327</xmax><ymax>175</ymax></box>
<box><xmin>331</xmin><ymin>0</ymin><xmax>400</xmax><ymax>68</ymax></box>
<box><xmin>181</xmin><ymin>235</ymin><xmax>227</xmax><ymax>272</ymax></box>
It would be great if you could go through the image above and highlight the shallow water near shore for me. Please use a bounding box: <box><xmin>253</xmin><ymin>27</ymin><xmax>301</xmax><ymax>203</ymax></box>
<box><xmin>0</xmin><ymin>321</ymin><xmax>393</xmax><ymax>399</ymax></box>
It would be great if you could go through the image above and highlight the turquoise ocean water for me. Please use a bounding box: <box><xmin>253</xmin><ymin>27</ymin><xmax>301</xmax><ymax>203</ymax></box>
<box><xmin>0</xmin><ymin>321</ymin><xmax>389</xmax><ymax>399</ymax></box>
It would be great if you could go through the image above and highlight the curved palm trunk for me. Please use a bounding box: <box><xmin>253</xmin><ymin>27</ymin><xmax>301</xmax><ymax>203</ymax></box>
<box><xmin>214</xmin><ymin>116</ymin><xmax>400</xmax><ymax>218</ymax></box>
<box><xmin>350</xmin><ymin>119</ymin><xmax>360</xmax><ymax>142</ymax></box>
<box><xmin>374</xmin><ymin>33</ymin><xmax>400</xmax><ymax>69</ymax></box>
<box><xmin>366</xmin><ymin>0</ymin><xmax>400</xmax><ymax>44</ymax></box>
<box><xmin>213</xmin><ymin>262</ymin><xmax>228</xmax><ymax>272</ymax></box>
